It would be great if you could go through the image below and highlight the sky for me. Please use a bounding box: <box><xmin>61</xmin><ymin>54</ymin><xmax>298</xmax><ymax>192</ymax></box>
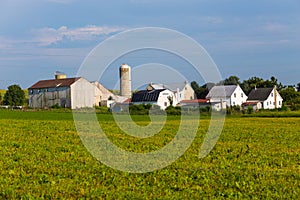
<box><xmin>0</xmin><ymin>0</ymin><xmax>299</xmax><ymax>89</ymax></box>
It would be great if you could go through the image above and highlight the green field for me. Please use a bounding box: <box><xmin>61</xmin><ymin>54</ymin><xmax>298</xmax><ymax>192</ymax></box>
<box><xmin>0</xmin><ymin>110</ymin><xmax>299</xmax><ymax>199</ymax></box>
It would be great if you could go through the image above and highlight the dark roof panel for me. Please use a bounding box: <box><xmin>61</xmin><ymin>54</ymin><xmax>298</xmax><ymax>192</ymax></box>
<box><xmin>131</xmin><ymin>89</ymin><xmax>165</xmax><ymax>102</ymax></box>
<box><xmin>29</xmin><ymin>78</ymin><xmax>80</xmax><ymax>89</ymax></box>
<box><xmin>206</xmin><ymin>85</ymin><xmax>237</xmax><ymax>98</ymax></box>
<box><xmin>247</xmin><ymin>88</ymin><xmax>273</xmax><ymax>101</ymax></box>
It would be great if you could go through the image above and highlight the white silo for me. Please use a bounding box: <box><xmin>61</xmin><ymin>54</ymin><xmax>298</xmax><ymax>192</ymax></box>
<box><xmin>119</xmin><ymin>64</ymin><xmax>131</xmax><ymax>98</ymax></box>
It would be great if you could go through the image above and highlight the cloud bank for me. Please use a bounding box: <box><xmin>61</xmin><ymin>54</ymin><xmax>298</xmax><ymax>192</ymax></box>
<box><xmin>32</xmin><ymin>25</ymin><xmax>127</xmax><ymax>46</ymax></box>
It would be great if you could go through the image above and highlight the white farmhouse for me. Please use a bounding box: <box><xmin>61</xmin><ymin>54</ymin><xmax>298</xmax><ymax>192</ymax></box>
<box><xmin>131</xmin><ymin>89</ymin><xmax>177</xmax><ymax>110</ymax></box>
<box><xmin>146</xmin><ymin>81</ymin><xmax>195</xmax><ymax>104</ymax></box>
<box><xmin>206</xmin><ymin>85</ymin><xmax>248</xmax><ymax>110</ymax></box>
<box><xmin>246</xmin><ymin>87</ymin><xmax>283</xmax><ymax>109</ymax></box>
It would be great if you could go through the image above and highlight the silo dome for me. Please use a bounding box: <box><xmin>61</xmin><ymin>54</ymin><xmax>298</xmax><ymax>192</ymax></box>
<box><xmin>120</xmin><ymin>63</ymin><xmax>130</xmax><ymax>69</ymax></box>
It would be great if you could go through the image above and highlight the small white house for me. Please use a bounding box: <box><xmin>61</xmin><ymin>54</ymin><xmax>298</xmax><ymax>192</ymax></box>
<box><xmin>206</xmin><ymin>85</ymin><xmax>248</xmax><ymax>110</ymax></box>
<box><xmin>146</xmin><ymin>81</ymin><xmax>195</xmax><ymax>104</ymax></box>
<box><xmin>131</xmin><ymin>89</ymin><xmax>177</xmax><ymax>110</ymax></box>
<box><xmin>246</xmin><ymin>87</ymin><xmax>283</xmax><ymax>109</ymax></box>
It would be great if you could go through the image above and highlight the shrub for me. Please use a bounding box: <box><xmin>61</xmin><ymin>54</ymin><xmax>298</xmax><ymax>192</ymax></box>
<box><xmin>247</xmin><ymin>106</ymin><xmax>254</xmax><ymax>114</ymax></box>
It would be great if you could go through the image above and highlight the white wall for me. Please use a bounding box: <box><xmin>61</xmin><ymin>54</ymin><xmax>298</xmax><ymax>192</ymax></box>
<box><xmin>157</xmin><ymin>89</ymin><xmax>177</xmax><ymax>110</ymax></box>
<box><xmin>70</xmin><ymin>78</ymin><xmax>96</xmax><ymax>109</ymax></box>
<box><xmin>262</xmin><ymin>89</ymin><xmax>283</xmax><ymax>109</ymax></box>
<box><xmin>229</xmin><ymin>85</ymin><xmax>248</xmax><ymax>107</ymax></box>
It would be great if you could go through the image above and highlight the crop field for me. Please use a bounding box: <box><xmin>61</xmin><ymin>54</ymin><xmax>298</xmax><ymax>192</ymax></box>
<box><xmin>0</xmin><ymin>110</ymin><xmax>300</xmax><ymax>199</ymax></box>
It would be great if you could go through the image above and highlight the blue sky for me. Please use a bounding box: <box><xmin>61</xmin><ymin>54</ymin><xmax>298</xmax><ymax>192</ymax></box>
<box><xmin>0</xmin><ymin>0</ymin><xmax>299</xmax><ymax>89</ymax></box>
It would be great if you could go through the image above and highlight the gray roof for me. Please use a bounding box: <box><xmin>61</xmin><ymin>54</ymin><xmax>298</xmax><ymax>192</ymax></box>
<box><xmin>206</xmin><ymin>85</ymin><xmax>238</xmax><ymax>98</ymax></box>
<box><xmin>247</xmin><ymin>88</ymin><xmax>273</xmax><ymax>101</ymax></box>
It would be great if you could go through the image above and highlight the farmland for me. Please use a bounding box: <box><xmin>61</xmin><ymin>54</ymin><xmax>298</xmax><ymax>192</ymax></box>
<box><xmin>0</xmin><ymin>110</ymin><xmax>300</xmax><ymax>199</ymax></box>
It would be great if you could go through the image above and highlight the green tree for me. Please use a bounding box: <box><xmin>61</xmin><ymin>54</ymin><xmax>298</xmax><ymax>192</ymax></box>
<box><xmin>191</xmin><ymin>81</ymin><xmax>210</xmax><ymax>99</ymax></box>
<box><xmin>3</xmin><ymin>84</ymin><xmax>25</xmax><ymax>106</ymax></box>
<box><xmin>0</xmin><ymin>93</ymin><xmax>2</xmax><ymax>105</ymax></box>
<box><xmin>297</xmin><ymin>82</ymin><xmax>300</xmax><ymax>92</ymax></box>
<box><xmin>279</xmin><ymin>87</ymin><xmax>300</xmax><ymax>105</ymax></box>
<box><xmin>221</xmin><ymin>76</ymin><xmax>240</xmax><ymax>85</ymax></box>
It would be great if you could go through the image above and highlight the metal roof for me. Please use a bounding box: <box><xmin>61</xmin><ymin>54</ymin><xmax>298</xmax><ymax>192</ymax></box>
<box><xmin>206</xmin><ymin>85</ymin><xmax>237</xmax><ymax>98</ymax></box>
<box><xmin>28</xmin><ymin>77</ymin><xmax>80</xmax><ymax>89</ymax></box>
<box><xmin>131</xmin><ymin>89</ymin><xmax>166</xmax><ymax>102</ymax></box>
<box><xmin>148</xmin><ymin>82</ymin><xmax>188</xmax><ymax>91</ymax></box>
<box><xmin>247</xmin><ymin>88</ymin><xmax>273</xmax><ymax>101</ymax></box>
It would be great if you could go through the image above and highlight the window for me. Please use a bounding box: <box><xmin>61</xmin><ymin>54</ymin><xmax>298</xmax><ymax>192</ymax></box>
<box><xmin>267</xmin><ymin>102</ymin><xmax>269</xmax><ymax>106</ymax></box>
<box><xmin>273</xmin><ymin>102</ymin><xmax>275</xmax><ymax>105</ymax></box>
<box><xmin>270</xmin><ymin>101</ymin><xmax>272</xmax><ymax>105</ymax></box>
<box><xmin>279</xmin><ymin>101</ymin><xmax>281</xmax><ymax>105</ymax></box>
<box><xmin>164</xmin><ymin>102</ymin><xmax>167</xmax><ymax>107</ymax></box>
<box><xmin>241</xmin><ymin>93</ymin><xmax>243</xmax><ymax>98</ymax></box>
<box><xmin>234</xmin><ymin>93</ymin><xmax>236</xmax><ymax>98</ymax></box>
<box><xmin>233</xmin><ymin>102</ymin><xmax>235</xmax><ymax>105</ymax></box>
<box><xmin>271</xmin><ymin>93</ymin><xmax>273</xmax><ymax>97</ymax></box>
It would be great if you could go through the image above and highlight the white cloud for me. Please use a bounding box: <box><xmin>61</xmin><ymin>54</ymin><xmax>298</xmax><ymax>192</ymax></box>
<box><xmin>263</xmin><ymin>23</ymin><xmax>287</xmax><ymax>32</ymax></box>
<box><xmin>32</xmin><ymin>25</ymin><xmax>127</xmax><ymax>46</ymax></box>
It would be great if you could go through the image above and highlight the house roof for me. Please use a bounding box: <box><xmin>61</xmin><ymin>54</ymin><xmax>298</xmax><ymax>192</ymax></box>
<box><xmin>148</xmin><ymin>82</ymin><xmax>189</xmax><ymax>92</ymax></box>
<box><xmin>242</xmin><ymin>101</ymin><xmax>260</xmax><ymax>106</ymax></box>
<box><xmin>28</xmin><ymin>77</ymin><xmax>80</xmax><ymax>89</ymax></box>
<box><xmin>206</xmin><ymin>85</ymin><xmax>238</xmax><ymax>99</ymax></box>
<box><xmin>131</xmin><ymin>89</ymin><xmax>166</xmax><ymax>102</ymax></box>
<box><xmin>180</xmin><ymin>99</ymin><xmax>209</xmax><ymax>104</ymax></box>
<box><xmin>247</xmin><ymin>88</ymin><xmax>273</xmax><ymax>101</ymax></box>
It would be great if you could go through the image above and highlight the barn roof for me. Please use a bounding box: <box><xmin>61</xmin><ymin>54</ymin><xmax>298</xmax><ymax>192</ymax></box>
<box><xmin>206</xmin><ymin>85</ymin><xmax>237</xmax><ymax>98</ymax></box>
<box><xmin>148</xmin><ymin>82</ymin><xmax>189</xmax><ymax>92</ymax></box>
<box><xmin>247</xmin><ymin>88</ymin><xmax>273</xmax><ymax>101</ymax></box>
<box><xmin>131</xmin><ymin>89</ymin><xmax>166</xmax><ymax>102</ymax></box>
<box><xmin>28</xmin><ymin>77</ymin><xmax>80</xmax><ymax>89</ymax></box>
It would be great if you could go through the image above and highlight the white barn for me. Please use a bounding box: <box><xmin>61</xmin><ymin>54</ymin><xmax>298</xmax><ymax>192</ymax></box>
<box><xmin>146</xmin><ymin>81</ymin><xmax>195</xmax><ymax>104</ymax></box>
<box><xmin>131</xmin><ymin>89</ymin><xmax>177</xmax><ymax>110</ymax></box>
<box><xmin>206</xmin><ymin>85</ymin><xmax>248</xmax><ymax>110</ymax></box>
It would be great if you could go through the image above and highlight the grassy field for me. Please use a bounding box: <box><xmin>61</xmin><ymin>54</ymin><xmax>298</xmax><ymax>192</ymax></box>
<box><xmin>0</xmin><ymin>110</ymin><xmax>299</xmax><ymax>199</ymax></box>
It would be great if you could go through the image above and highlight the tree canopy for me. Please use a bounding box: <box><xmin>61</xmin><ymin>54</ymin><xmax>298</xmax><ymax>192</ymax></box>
<box><xmin>3</xmin><ymin>85</ymin><xmax>25</xmax><ymax>106</ymax></box>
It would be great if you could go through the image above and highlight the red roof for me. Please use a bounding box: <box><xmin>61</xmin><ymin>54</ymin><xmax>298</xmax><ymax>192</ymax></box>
<box><xmin>181</xmin><ymin>99</ymin><xmax>209</xmax><ymax>103</ymax></box>
<box><xmin>242</xmin><ymin>101</ymin><xmax>259</xmax><ymax>106</ymax></box>
<box><xmin>29</xmin><ymin>77</ymin><xmax>80</xmax><ymax>89</ymax></box>
<box><xmin>123</xmin><ymin>98</ymin><xmax>131</xmax><ymax>103</ymax></box>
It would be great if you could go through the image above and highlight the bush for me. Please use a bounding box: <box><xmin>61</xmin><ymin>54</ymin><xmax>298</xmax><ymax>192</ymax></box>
<box><xmin>247</xmin><ymin>106</ymin><xmax>254</xmax><ymax>114</ymax></box>
<box><xmin>51</xmin><ymin>104</ymin><xmax>61</xmax><ymax>109</ymax></box>
<box><xmin>165</xmin><ymin>106</ymin><xmax>181</xmax><ymax>115</ymax></box>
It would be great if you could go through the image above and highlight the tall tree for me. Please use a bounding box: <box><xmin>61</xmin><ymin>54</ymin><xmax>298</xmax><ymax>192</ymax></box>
<box><xmin>297</xmin><ymin>82</ymin><xmax>300</xmax><ymax>92</ymax></box>
<box><xmin>3</xmin><ymin>85</ymin><xmax>25</xmax><ymax>106</ymax></box>
<box><xmin>191</xmin><ymin>81</ymin><xmax>210</xmax><ymax>99</ymax></box>
<box><xmin>222</xmin><ymin>76</ymin><xmax>240</xmax><ymax>85</ymax></box>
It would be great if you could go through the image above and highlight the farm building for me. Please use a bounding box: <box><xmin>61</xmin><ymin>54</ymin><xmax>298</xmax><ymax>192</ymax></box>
<box><xmin>246</xmin><ymin>87</ymin><xmax>283</xmax><ymax>109</ymax></box>
<box><xmin>28</xmin><ymin>73</ymin><xmax>117</xmax><ymax>109</ymax></box>
<box><xmin>206</xmin><ymin>85</ymin><xmax>247</xmax><ymax>110</ymax></box>
<box><xmin>146</xmin><ymin>81</ymin><xmax>195</xmax><ymax>103</ymax></box>
<box><xmin>241</xmin><ymin>101</ymin><xmax>262</xmax><ymax>112</ymax></box>
<box><xmin>131</xmin><ymin>88</ymin><xmax>177</xmax><ymax>110</ymax></box>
